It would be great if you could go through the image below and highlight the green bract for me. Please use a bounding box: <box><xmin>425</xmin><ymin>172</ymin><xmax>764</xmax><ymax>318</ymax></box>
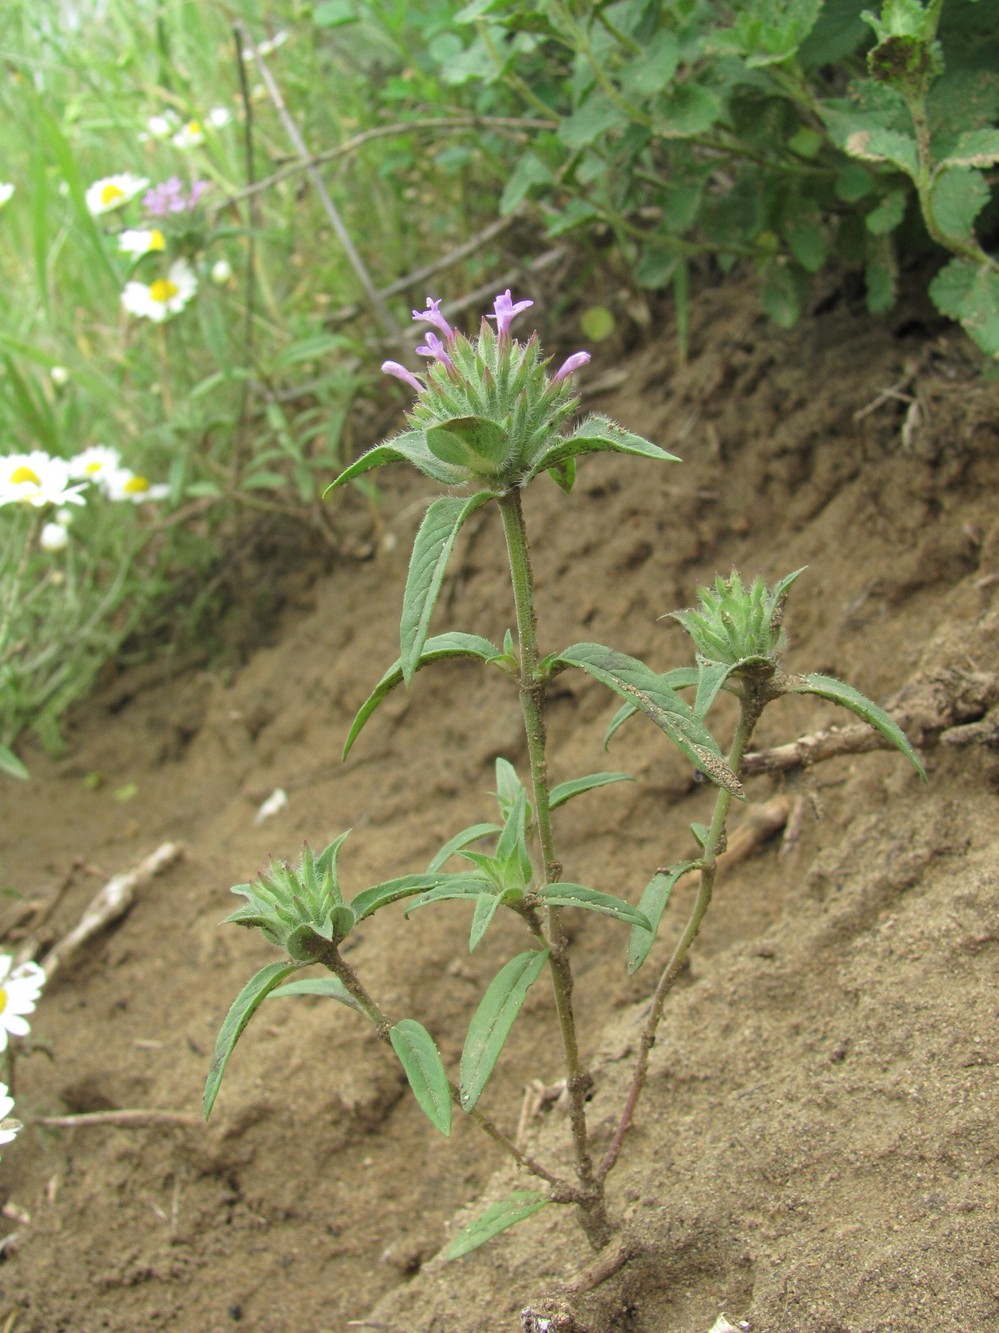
<box><xmin>671</xmin><ymin>568</ymin><xmax>806</xmax><ymax>673</ymax></box>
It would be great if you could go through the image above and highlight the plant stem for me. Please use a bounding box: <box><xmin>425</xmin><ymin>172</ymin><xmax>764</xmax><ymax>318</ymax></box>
<box><xmin>597</xmin><ymin>687</ymin><xmax>760</xmax><ymax>1184</ymax></box>
<box><xmin>497</xmin><ymin>489</ymin><xmax>610</xmax><ymax>1249</ymax></box>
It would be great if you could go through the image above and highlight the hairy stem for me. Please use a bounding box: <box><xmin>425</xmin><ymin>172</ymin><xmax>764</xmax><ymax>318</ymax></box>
<box><xmin>597</xmin><ymin>687</ymin><xmax>760</xmax><ymax>1183</ymax></box>
<box><xmin>498</xmin><ymin>490</ymin><xmax>608</xmax><ymax>1246</ymax></box>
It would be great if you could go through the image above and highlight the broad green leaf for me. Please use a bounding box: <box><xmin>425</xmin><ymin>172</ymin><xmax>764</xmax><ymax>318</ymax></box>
<box><xmin>528</xmin><ymin>415</ymin><xmax>678</xmax><ymax>483</ymax></box>
<box><xmin>426</xmin><ymin>416</ymin><xmax>510</xmax><ymax>473</ymax></box>
<box><xmin>390</xmin><ymin>1019</ymin><xmax>452</xmax><ymax>1136</ymax></box>
<box><xmin>558</xmin><ymin>90</ymin><xmax>629</xmax><ymax>150</ymax></box>
<box><xmin>324</xmin><ymin>431</ymin><xmax>467</xmax><ymax>493</ymax></box>
<box><xmin>865</xmin><ymin>187</ymin><xmax>907</xmax><ymax>235</ymax></box>
<box><xmin>204</xmin><ymin>961</ymin><xmax>305</xmax><ymax>1117</ymax></box>
<box><xmin>628</xmin><ymin>862</ymin><xmax>698</xmax><ymax>974</ymax></box>
<box><xmin>655</xmin><ymin>84</ymin><xmax>723</xmax><ymax>138</ymax></box>
<box><xmin>549</xmin><ymin>772</ymin><xmax>633</xmax><ymax>809</ymax></box>
<box><xmin>446</xmin><ymin>1190</ymin><xmax>550</xmax><ymax>1259</ymax></box>
<box><xmin>761</xmin><ymin>260</ymin><xmax>807</xmax><ymax>329</ymax></box>
<box><xmin>929</xmin><ymin>259</ymin><xmax>999</xmax><ymax>358</ymax></box>
<box><xmin>350</xmin><ymin>873</ymin><xmax>450</xmax><ymax>922</ymax></box>
<box><xmin>405</xmin><ymin>876</ymin><xmax>495</xmax><ymax>916</ymax></box>
<box><xmin>603</xmin><ymin>667</ymin><xmax>700</xmax><ymax>748</ymax></box>
<box><xmin>400</xmin><ymin>493</ymin><xmax>494</xmax><ymax>684</ymax></box>
<box><xmin>556</xmin><ymin>644</ymin><xmax>744</xmax><ymax>798</ymax></box>
<box><xmin>342</xmin><ymin>632</ymin><xmax>500</xmax><ymax>758</ymax></box>
<box><xmin>940</xmin><ymin>129</ymin><xmax>999</xmax><ymax>169</ymax></box>
<box><xmin>928</xmin><ymin>167</ymin><xmax>990</xmax><ymax>241</ymax></box>
<box><xmin>459</xmin><ymin>949</ymin><xmax>549</xmax><ymax>1112</ymax></box>
<box><xmin>844</xmin><ymin>127</ymin><xmax>919</xmax><ymax>179</ymax></box>
<box><xmin>620</xmin><ymin>30</ymin><xmax>680</xmax><ymax>96</ymax></box>
<box><xmin>788</xmin><ymin>673</ymin><xmax>926</xmax><ymax>778</ymax></box>
<box><xmin>537</xmin><ymin>883</ymin><xmax>652</xmax><ymax>930</ymax></box>
<box><xmin>268</xmin><ymin>976</ymin><xmax>362</xmax><ymax>1012</ymax></box>
<box><xmin>428</xmin><ymin>822</ymin><xmax>502</xmax><ymax>873</ymax></box>
<box><xmin>0</xmin><ymin>745</ymin><xmax>29</xmax><ymax>781</ymax></box>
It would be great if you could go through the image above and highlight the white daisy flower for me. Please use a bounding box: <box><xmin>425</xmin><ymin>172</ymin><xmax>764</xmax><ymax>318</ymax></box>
<box><xmin>0</xmin><ymin>182</ymin><xmax>14</xmax><ymax>209</ymax></box>
<box><xmin>0</xmin><ymin>1082</ymin><xmax>21</xmax><ymax>1154</ymax></box>
<box><xmin>120</xmin><ymin>258</ymin><xmax>197</xmax><ymax>322</ymax></box>
<box><xmin>208</xmin><ymin>106</ymin><xmax>232</xmax><ymax>128</ymax></box>
<box><xmin>49</xmin><ymin>365</ymin><xmax>69</xmax><ymax>385</ymax></box>
<box><xmin>171</xmin><ymin>119</ymin><xmax>206</xmax><ymax>149</ymax></box>
<box><xmin>102</xmin><ymin>467</ymin><xmax>169</xmax><ymax>504</ymax></box>
<box><xmin>85</xmin><ymin>172</ymin><xmax>150</xmax><ymax>216</ymax></box>
<box><xmin>0</xmin><ymin>452</ymin><xmax>88</xmax><ymax>509</ymax></box>
<box><xmin>69</xmin><ymin>443</ymin><xmax>121</xmax><ymax>484</ymax></box>
<box><xmin>0</xmin><ymin>956</ymin><xmax>46</xmax><ymax>1052</ymax></box>
<box><xmin>40</xmin><ymin>521</ymin><xmax>69</xmax><ymax>552</ymax></box>
<box><xmin>210</xmin><ymin>258</ymin><xmax>233</xmax><ymax>285</ymax></box>
<box><xmin>142</xmin><ymin>110</ymin><xmax>180</xmax><ymax>141</ymax></box>
<box><xmin>118</xmin><ymin>228</ymin><xmax>166</xmax><ymax>258</ymax></box>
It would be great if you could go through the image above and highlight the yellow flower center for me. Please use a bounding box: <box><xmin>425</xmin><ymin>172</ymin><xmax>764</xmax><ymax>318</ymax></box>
<box><xmin>10</xmin><ymin>465</ymin><xmax>41</xmax><ymax>486</ymax></box>
<box><xmin>149</xmin><ymin>229</ymin><xmax>166</xmax><ymax>251</ymax></box>
<box><xmin>150</xmin><ymin>279</ymin><xmax>179</xmax><ymax>304</ymax></box>
<box><xmin>0</xmin><ymin>987</ymin><xmax>7</xmax><ymax>1015</ymax></box>
<box><xmin>100</xmin><ymin>183</ymin><xmax>126</xmax><ymax>206</ymax></box>
<box><xmin>124</xmin><ymin>475</ymin><xmax>150</xmax><ymax>494</ymax></box>
<box><xmin>84</xmin><ymin>461</ymin><xmax>103</xmax><ymax>474</ymax></box>
<box><xmin>186</xmin><ymin>120</ymin><xmax>202</xmax><ymax>135</ymax></box>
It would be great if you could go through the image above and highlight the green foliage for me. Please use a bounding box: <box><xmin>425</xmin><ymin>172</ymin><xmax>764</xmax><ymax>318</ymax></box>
<box><xmin>446</xmin><ymin>1190</ymin><xmax>551</xmax><ymax>1259</ymax></box>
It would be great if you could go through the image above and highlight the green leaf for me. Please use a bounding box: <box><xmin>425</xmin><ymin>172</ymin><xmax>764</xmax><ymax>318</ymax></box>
<box><xmin>788</xmin><ymin>673</ymin><xmax>926</xmax><ymax>778</ymax></box>
<box><xmin>428</xmin><ymin>822</ymin><xmax>502</xmax><ymax>873</ymax></box>
<box><xmin>0</xmin><ymin>744</ymin><xmax>29</xmax><ymax>781</ymax></box>
<box><xmin>390</xmin><ymin>1019</ymin><xmax>452</xmax><ymax>1137</ymax></box>
<box><xmin>693</xmin><ymin>659</ymin><xmax>737</xmax><ymax>719</ymax></box>
<box><xmin>628</xmin><ymin>862</ymin><xmax>698</xmax><ymax>974</ymax></box>
<box><xmin>549</xmin><ymin>772</ymin><xmax>633</xmax><ymax>809</ymax></box>
<box><xmin>350</xmin><ymin>873</ymin><xmax>450</xmax><ymax>922</ymax></box>
<box><xmin>459</xmin><ymin>949</ymin><xmax>549</xmax><ymax>1112</ymax></box>
<box><xmin>865</xmin><ymin>186</ymin><xmax>908</xmax><ymax>235</ymax></box>
<box><xmin>342</xmin><ymin>632</ymin><xmax>500</xmax><ymax>758</ymax></box>
<box><xmin>400</xmin><ymin>494</ymin><xmax>494</xmax><ymax>684</ymax></box>
<box><xmin>268</xmin><ymin>976</ymin><xmax>362</xmax><ymax>1012</ymax></box>
<box><xmin>844</xmin><ymin>127</ymin><xmax>919</xmax><ymax>179</ymax></box>
<box><xmin>940</xmin><ymin>129</ymin><xmax>999</xmax><ymax>169</ymax></box>
<box><xmin>204</xmin><ymin>961</ymin><xmax>305</xmax><ymax>1117</ymax></box>
<box><xmin>537</xmin><ymin>883</ymin><xmax>652</xmax><ymax>930</ymax></box>
<box><xmin>324</xmin><ymin>431</ymin><xmax>467</xmax><ymax>493</ymax></box>
<box><xmin>558</xmin><ymin>90</ymin><xmax>629</xmax><ymax>150</ymax></box>
<box><xmin>603</xmin><ymin>667</ymin><xmax>699</xmax><ymax>748</ymax></box>
<box><xmin>446</xmin><ymin>1190</ymin><xmax>550</xmax><ymax>1259</ymax></box>
<box><xmin>468</xmin><ymin>892</ymin><xmax>504</xmax><ymax>952</ymax></box>
<box><xmin>655</xmin><ymin>84</ymin><xmax>723</xmax><ymax>137</ymax></box>
<box><xmin>928</xmin><ymin>167</ymin><xmax>990</xmax><ymax>241</ymax></box>
<box><xmin>405</xmin><ymin>876</ymin><xmax>495</xmax><ymax>916</ymax></box>
<box><xmin>620</xmin><ymin>29</ymin><xmax>680</xmax><ymax>96</ymax></box>
<box><xmin>425</xmin><ymin>416</ymin><xmax>511</xmax><ymax>474</ymax></box>
<box><xmin>929</xmin><ymin>259</ymin><xmax>999</xmax><ymax>359</ymax></box>
<box><xmin>529</xmin><ymin>415</ymin><xmax>679</xmax><ymax>482</ymax></box>
<box><xmin>556</xmin><ymin>644</ymin><xmax>744</xmax><ymax>798</ymax></box>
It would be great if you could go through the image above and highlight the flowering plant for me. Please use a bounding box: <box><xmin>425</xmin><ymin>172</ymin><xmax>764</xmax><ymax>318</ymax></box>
<box><xmin>206</xmin><ymin>293</ymin><xmax>924</xmax><ymax>1262</ymax></box>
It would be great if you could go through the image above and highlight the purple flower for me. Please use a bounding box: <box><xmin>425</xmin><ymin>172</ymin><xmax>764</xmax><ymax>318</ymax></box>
<box><xmin>489</xmin><ymin>289</ymin><xmax>533</xmax><ymax>339</ymax></box>
<box><xmin>412</xmin><ymin>297</ymin><xmax>453</xmax><ymax>340</ymax></box>
<box><xmin>382</xmin><ymin>361</ymin><xmax>424</xmax><ymax>394</ymax></box>
<box><xmin>552</xmin><ymin>351</ymin><xmax>591</xmax><ymax>384</ymax></box>
<box><xmin>143</xmin><ymin>176</ymin><xmax>209</xmax><ymax>217</ymax></box>
<box><xmin>415</xmin><ymin>331</ymin><xmax>454</xmax><ymax>372</ymax></box>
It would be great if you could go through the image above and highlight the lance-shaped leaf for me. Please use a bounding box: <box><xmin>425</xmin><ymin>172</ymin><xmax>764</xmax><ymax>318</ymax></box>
<box><xmin>446</xmin><ymin>1190</ymin><xmax>550</xmax><ymax>1260</ymax></box>
<box><xmin>603</xmin><ymin>667</ymin><xmax>699</xmax><ymax>748</ymax></box>
<box><xmin>323</xmin><ymin>430</ymin><xmax>467</xmax><ymax>491</ymax></box>
<box><xmin>267</xmin><ymin>975</ymin><xmax>362</xmax><ymax>1012</ymax></box>
<box><xmin>390</xmin><ymin>1019</ymin><xmax>452</xmax><ymax>1137</ymax></box>
<box><xmin>204</xmin><ymin>961</ymin><xmax>305</xmax><ymax>1117</ymax></box>
<box><xmin>343</xmin><ymin>632</ymin><xmax>500</xmax><ymax>758</ymax></box>
<box><xmin>526</xmin><ymin>414</ymin><xmax>679</xmax><ymax>482</ymax></box>
<box><xmin>787</xmin><ymin>673</ymin><xmax>926</xmax><ymax>779</ymax></box>
<box><xmin>428</xmin><ymin>821</ymin><xmax>502</xmax><ymax>873</ymax></box>
<box><xmin>557</xmin><ymin>643</ymin><xmax>744</xmax><ymax>798</ymax></box>
<box><xmin>405</xmin><ymin>875</ymin><xmax>495</xmax><ymax>916</ymax></box>
<box><xmin>537</xmin><ymin>882</ymin><xmax>652</xmax><ymax>929</ymax></box>
<box><xmin>426</xmin><ymin>416</ymin><xmax>511</xmax><ymax>474</ymax></box>
<box><xmin>401</xmin><ymin>493</ymin><xmax>494</xmax><ymax>684</ymax></box>
<box><xmin>627</xmin><ymin>862</ymin><xmax>699</xmax><ymax>974</ymax></box>
<box><xmin>350</xmin><ymin>872</ymin><xmax>452</xmax><ymax>922</ymax></box>
<box><xmin>0</xmin><ymin>744</ymin><xmax>29</xmax><ymax>781</ymax></box>
<box><xmin>468</xmin><ymin>891</ymin><xmax>504</xmax><ymax>952</ymax></box>
<box><xmin>459</xmin><ymin>949</ymin><xmax>549</xmax><ymax>1113</ymax></box>
<box><xmin>549</xmin><ymin>771</ymin><xmax>633</xmax><ymax>809</ymax></box>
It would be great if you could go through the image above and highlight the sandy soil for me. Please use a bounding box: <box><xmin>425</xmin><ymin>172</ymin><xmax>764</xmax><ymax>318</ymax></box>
<box><xmin>2</xmin><ymin>271</ymin><xmax>998</xmax><ymax>1333</ymax></box>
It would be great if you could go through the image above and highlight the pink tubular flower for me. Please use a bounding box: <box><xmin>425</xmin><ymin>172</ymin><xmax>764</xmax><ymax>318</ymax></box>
<box><xmin>382</xmin><ymin>361</ymin><xmax>424</xmax><ymax>394</ymax></box>
<box><xmin>552</xmin><ymin>350</ymin><xmax>591</xmax><ymax>384</ymax></box>
<box><xmin>412</xmin><ymin>297</ymin><xmax>453</xmax><ymax>340</ymax></box>
<box><xmin>415</xmin><ymin>331</ymin><xmax>454</xmax><ymax>372</ymax></box>
<box><xmin>489</xmin><ymin>289</ymin><xmax>533</xmax><ymax>339</ymax></box>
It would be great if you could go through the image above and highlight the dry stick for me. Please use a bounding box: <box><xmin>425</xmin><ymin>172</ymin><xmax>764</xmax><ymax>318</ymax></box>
<box><xmin>233</xmin><ymin>20</ymin><xmax>403</xmax><ymax>349</ymax></box>
<box><xmin>33</xmin><ymin>1109</ymin><xmax>198</xmax><ymax>1130</ymax></box>
<box><xmin>40</xmin><ymin>842</ymin><xmax>184</xmax><ymax>980</ymax></box>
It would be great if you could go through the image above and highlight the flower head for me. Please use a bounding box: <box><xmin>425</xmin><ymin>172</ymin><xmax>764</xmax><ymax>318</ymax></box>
<box><xmin>0</xmin><ymin>182</ymin><xmax>15</xmax><ymax>209</ymax></box>
<box><xmin>0</xmin><ymin>1081</ymin><xmax>21</xmax><ymax>1156</ymax></box>
<box><xmin>118</xmin><ymin>228</ymin><xmax>166</xmax><ymax>258</ymax></box>
<box><xmin>40</xmin><ymin>520</ymin><xmax>69</xmax><ymax>552</ymax></box>
<box><xmin>553</xmin><ymin>350</ymin><xmax>591</xmax><ymax>384</ymax></box>
<box><xmin>102</xmin><ymin>467</ymin><xmax>169</xmax><ymax>503</ymax></box>
<box><xmin>121</xmin><ymin>258</ymin><xmax>197</xmax><ymax>322</ymax></box>
<box><xmin>172</xmin><ymin>120</ymin><xmax>205</xmax><ymax>148</ymax></box>
<box><xmin>0</xmin><ymin>956</ymin><xmax>46</xmax><ymax>1052</ymax></box>
<box><xmin>488</xmin><ymin>289</ymin><xmax>533</xmax><ymax>339</ymax></box>
<box><xmin>85</xmin><ymin>173</ymin><xmax>149</xmax><ymax>216</ymax></box>
<box><xmin>0</xmin><ymin>452</ymin><xmax>88</xmax><ymax>509</ymax></box>
<box><xmin>142</xmin><ymin>177</ymin><xmax>208</xmax><ymax>217</ymax></box>
<box><xmin>69</xmin><ymin>443</ymin><xmax>122</xmax><ymax>484</ymax></box>
<box><xmin>412</xmin><ymin>297</ymin><xmax>453</xmax><ymax>341</ymax></box>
